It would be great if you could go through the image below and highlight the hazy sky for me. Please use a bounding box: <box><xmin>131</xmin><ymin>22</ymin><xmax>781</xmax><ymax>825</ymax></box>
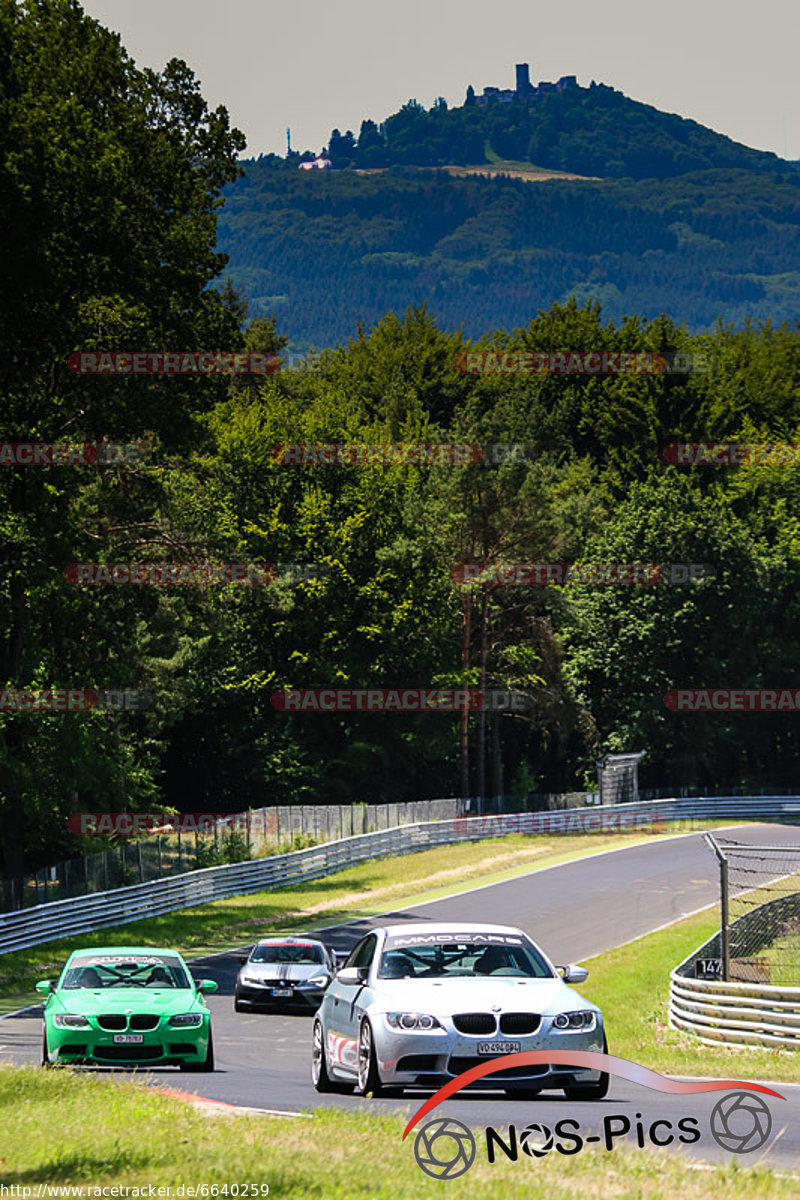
<box><xmin>81</xmin><ymin>0</ymin><xmax>799</xmax><ymax>160</ymax></box>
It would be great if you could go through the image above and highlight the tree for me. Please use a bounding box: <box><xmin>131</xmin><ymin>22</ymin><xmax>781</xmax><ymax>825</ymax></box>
<box><xmin>0</xmin><ymin>0</ymin><xmax>245</xmax><ymax>906</ymax></box>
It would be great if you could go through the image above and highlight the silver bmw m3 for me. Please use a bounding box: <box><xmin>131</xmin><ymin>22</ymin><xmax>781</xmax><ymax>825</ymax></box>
<box><xmin>311</xmin><ymin>922</ymin><xmax>608</xmax><ymax>1098</ymax></box>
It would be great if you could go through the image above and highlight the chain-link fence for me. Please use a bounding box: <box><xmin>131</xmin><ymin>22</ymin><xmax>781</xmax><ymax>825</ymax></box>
<box><xmin>705</xmin><ymin>833</ymin><xmax>800</xmax><ymax>985</ymax></box>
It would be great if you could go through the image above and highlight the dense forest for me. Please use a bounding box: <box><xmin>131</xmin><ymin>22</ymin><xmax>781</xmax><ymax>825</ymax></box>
<box><xmin>219</xmin><ymin>163</ymin><xmax>800</xmax><ymax>342</ymax></box>
<box><xmin>2</xmin><ymin>0</ymin><xmax>800</xmax><ymax>898</ymax></box>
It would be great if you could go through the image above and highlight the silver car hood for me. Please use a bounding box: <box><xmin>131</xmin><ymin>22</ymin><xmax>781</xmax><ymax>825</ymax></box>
<box><xmin>241</xmin><ymin>962</ymin><xmax>326</xmax><ymax>982</ymax></box>
<box><xmin>370</xmin><ymin>976</ymin><xmax>594</xmax><ymax>1015</ymax></box>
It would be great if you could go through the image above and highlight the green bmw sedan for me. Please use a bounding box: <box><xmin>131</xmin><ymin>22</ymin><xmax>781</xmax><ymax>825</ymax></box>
<box><xmin>37</xmin><ymin>947</ymin><xmax>217</xmax><ymax>1070</ymax></box>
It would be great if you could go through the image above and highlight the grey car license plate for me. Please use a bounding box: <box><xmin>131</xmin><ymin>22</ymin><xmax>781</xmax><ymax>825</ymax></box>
<box><xmin>113</xmin><ymin>1034</ymin><xmax>144</xmax><ymax>1044</ymax></box>
<box><xmin>477</xmin><ymin>1041</ymin><xmax>521</xmax><ymax>1055</ymax></box>
<box><xmin>272</xmin><ymin>988</ymin><xmax>293</xmax><ymax>997</ymax></box>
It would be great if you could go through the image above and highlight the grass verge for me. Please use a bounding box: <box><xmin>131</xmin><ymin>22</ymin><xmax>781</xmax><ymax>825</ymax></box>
<box><xmin>579</xmin><ymin>908</ymin><xmax>800</xmax><ymax>1082</ymax></box>
<box><xmin>0</xmin><ymin>1065</ymin><xmax>797</xmax><ymax>1198</ymax></box>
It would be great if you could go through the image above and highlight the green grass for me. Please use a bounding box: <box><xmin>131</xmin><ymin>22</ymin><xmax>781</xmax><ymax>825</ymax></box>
<box><xmin>1</xmin><ymin>830</ymin><xmax>672</xmax><ymax>1009</ymax></box>
<box><xmin>0</xmin><ymin>1064</ymin><xmax>797</xmax><ymax>1197</ymax></box>
<box><xmin>579</xmin><ymin>909</ymin><xmax>800</xmax><ymax>1082</ymax></box>
<box><xmin>765</xmin><ymin>925</ymin><xmax>800</xmax><ymax>985</ymax></box>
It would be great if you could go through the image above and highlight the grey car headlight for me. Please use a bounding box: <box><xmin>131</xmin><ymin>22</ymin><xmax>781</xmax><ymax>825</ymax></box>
<box><xmin>385</xmin><ymin>1012</ymin><xmax>444</xmax><ymax>1032</ymax></box>
<box><xmin>53</xmin><ymin>1013</ymin><xmax>90</xmax><ymax>1028</ymax></box>
<box><xmin>168</xmin><ymin>1013</ymin><xmax>203</xmax><ymax>1027</ymax></box>
<box><xmin>302</xmin><ymin>974</ymin><xmax>330</xmax><ymax>988</ymax></box>
<box><xmin>241</xmin><ymin>975</ymin><xmax>266</xmax><ymax>986</ymax></box>
<box><xmin>552</xmin><ymin>1010</ymin><xmax>597</xmax><ymax>1031</ymax></box>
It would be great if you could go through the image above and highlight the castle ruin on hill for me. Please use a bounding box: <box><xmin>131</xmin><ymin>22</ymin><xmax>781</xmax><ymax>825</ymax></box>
<box><xmin>467</xmin><ymin>63</ymin><xmax>579</xmax><ymax>107</ymax></box>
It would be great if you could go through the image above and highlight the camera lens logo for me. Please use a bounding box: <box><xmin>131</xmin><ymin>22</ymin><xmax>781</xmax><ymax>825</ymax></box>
<box><xmin>710</xmin><ymin>1092</ymin><xmax>772</xmax><ymax>1153</ymax></box>
<box><xmin>413</xmin><ymin>1117</ymin><xmax>476</xmax><ymax>1179</ymax></box>
<box><xmin>519</xmin><ymin>1122</ymin><xmax>554</xmax><ymax>1158</ymax></box>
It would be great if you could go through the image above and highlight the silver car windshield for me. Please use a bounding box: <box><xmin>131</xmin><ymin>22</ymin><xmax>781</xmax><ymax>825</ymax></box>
<box><xmin>251</xmin><ymin>943</ymin><xmax>325</xmax><ymax>965</ymax></box>
<box><xmin>377</xmin><ymin>940</ymin><xmax>552</xmax><ymax>979</ymax></box>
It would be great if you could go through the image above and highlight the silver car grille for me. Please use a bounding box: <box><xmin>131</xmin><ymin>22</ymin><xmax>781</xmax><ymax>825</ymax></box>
<box><xmin>499</xmin><ymin>1013</ymin><xmax>541</xmax><ymax>1035</ymax></box>
<box><xmin>453</xmin><ymin>1013</ymin><xmax>496</xmax><ymax>1035</ymax></box>
<box><xmin>451</xmin><ymin>1012</ymin><xmax>542</xmax><ymax>1035</ymax></box>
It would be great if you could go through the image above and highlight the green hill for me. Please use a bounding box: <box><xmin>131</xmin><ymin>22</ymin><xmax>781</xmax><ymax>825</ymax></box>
<box><xmin>324</xmin><ymin>81</ymin><xmax>781</xmax><ymax>180</ymax></box>
<box><xmin>217</xmin><ymin>81</ymin><xmax>799</xmax><ymax>346</ymax></box>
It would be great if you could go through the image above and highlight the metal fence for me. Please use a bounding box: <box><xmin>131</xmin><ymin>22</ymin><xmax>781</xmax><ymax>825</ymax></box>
<box><xmin>704</xmin><ymin>833</ymin><xmax>800</xmax><ymax>984</ymax></box>
<box><xmin>13</xmin><ymin>787</ymin><xmax>800</xmax><ymax>911</ymax></box>
<box><xmin>10</xmin><ymin>799</ymin><xmax>461</xmax><ymax>911</ymax></box>
<box><xmin>1</xmin><ymin>795</ymin><xmax>799</xmax><ymax>958</ymax></box>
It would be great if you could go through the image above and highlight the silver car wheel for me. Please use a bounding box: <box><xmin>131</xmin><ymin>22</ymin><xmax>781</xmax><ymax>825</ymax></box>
<box><xmin>357</xmin><ymin>1021</ymin><xmax>372</xmax><ymax>1091</ymax></box>
<box><xmin>312</xmin><ymin>1021</ymin><xmax>324</xmax><ymax>1084</ymax></box>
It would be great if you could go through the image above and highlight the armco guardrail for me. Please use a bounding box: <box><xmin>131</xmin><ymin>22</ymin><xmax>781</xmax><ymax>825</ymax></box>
<box><xmin>2</xmin><ymin>796</ymin><xmax>798</xmax><ymax>957</ymax></box>
<box><xmin>670</xmin><ymin>952</ymin><xmax>800</xmax><ymax>1049</ymax></box>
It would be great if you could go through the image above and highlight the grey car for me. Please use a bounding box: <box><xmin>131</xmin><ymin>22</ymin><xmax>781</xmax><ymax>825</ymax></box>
<box><xmin>311</xmin><ymin>922</ymin><xmax>608</xmax><ymax>1098</ymax></box>
<box><xmin>234</xmin><ymin>936</ymin><xmax>337</xmax><ymax>1012</ymax></box>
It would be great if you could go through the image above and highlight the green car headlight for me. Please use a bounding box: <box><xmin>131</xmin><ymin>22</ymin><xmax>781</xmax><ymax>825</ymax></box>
<box><xmin>53</xmin><ymin>1013</ymin><xmax>90</xmax><ymax>1028</ymax></box>
<box><xmin>168</xmin><ymin>1013</ymin><xmax>203</xmax><ymax>1027</ymax></box>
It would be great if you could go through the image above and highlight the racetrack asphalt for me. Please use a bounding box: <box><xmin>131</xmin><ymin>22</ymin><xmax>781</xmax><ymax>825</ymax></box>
<box><xmin>2</xmin><ymin>823</ymin><xmax>799</xmax><ymax>1169</ymax></box>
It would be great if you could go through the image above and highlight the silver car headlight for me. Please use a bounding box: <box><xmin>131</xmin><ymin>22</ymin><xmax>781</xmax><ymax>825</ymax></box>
<box><xmin>302</xmin><ymin>974</ymin><xmax>330</xmax><ymax>988</ymax></box>
<box><xmin>168</xmin><ymin>1013</ymin><xmax>203</xmax><ymax>1027</ymax></box>
<box><xmin>552</xmin><ymin>1010</ymin><xmax>597</xmax><ymax>1031</ymax></box>
<box><xmin>385</xmin><ymin>1012</ymin><xmax>444</xmax><ymax>1032</ymax></box>
<box><xmin>53</xmin><ymin>1013</ymin><xmax>90</xmax><ymax>1028</ymax></box>
<box><xmin>241</xmin><ymin>975</ymin><xmax>265</xmax><ymax>985</ymax></box>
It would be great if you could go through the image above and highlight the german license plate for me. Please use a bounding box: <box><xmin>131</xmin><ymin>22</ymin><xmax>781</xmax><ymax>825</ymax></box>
<box><xmin>113</xmin><ymin>1034</ymin><xmax>144</xmax><ymax>1044</ymax></box>
<box><xmin>477</xmin><ymin>1041</ymin><xmax>521</xmax><ymax>1055</ymax></box>
<box><xmin>272</xmin><ymin>988</ymin><xmax>293</xmax><ymax>997</ymax></box>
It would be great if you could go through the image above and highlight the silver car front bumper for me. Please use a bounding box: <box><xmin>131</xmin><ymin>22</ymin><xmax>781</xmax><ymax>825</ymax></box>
<box><xmin>371</xmin><ymin>1019</ymin><xmax>605</xmax><ymax>1089</ymax></box>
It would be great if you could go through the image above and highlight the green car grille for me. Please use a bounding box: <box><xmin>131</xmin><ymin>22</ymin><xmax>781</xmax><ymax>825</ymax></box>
<box><xmin>95</xmin><ymin>1013</ymin><xmax>160</xmax><ymax>1031</ymax></box>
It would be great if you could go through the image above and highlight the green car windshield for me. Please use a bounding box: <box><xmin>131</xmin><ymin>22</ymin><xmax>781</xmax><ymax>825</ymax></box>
<box><xmin>62</xmin><ymin>954</ymin><xmax>191</xmax><ymax>989</ymax></box>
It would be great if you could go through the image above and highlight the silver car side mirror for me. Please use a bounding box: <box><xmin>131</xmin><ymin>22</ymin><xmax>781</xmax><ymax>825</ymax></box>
<box><xmin>562</xmin><ymin>964</ymin><xmax>588</xmax><ymax>984</ymax></box>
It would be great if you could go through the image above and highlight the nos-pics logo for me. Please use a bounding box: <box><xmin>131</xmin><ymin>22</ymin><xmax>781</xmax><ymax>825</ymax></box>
<box><xmin>404</xmin><ymin>1051</ymin><xmax>782</xmax><ymax>1180</ymax></box>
